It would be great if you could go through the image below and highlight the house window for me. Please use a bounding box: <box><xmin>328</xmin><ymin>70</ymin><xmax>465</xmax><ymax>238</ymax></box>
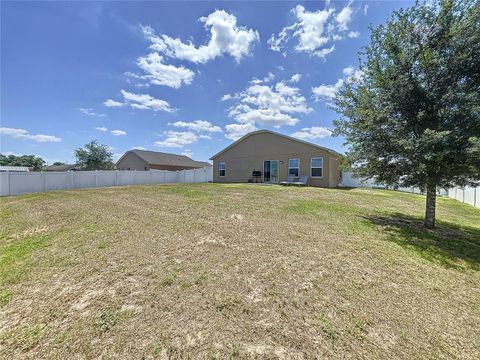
<box><xmin>219</xmin><ymin>162</ymin><xmax>226</xmax><ymax>177</ymax></box>
<box><xmin>288</xmin><ymin>159</ymin><xmax>300</xmax><ymax>177</ymax></box>
<box><xmin>311</xmin><ymin>157</ymin><xmax>323</xmax><ymax>178</ymax></box>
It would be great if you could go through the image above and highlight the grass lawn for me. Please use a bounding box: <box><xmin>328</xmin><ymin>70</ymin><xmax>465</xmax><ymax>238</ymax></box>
<box><xmin>0</xmin><ymin>183</ymin><xmax>479</xmax><ymax>359</ymax></box>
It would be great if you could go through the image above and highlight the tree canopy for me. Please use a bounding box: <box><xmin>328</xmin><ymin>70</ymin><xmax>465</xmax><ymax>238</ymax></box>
<box><xmin>0</xmin><ymin>154</ymin><xmax>46</xmax><ymax>171</ymax></box>
<box><xmin>74</xmin><ymin>140</ymin><xmax>114</xmax><ymax>170</ymax></box>
<box><xmin>333</xmin><ymin>0</ymin><xmax>480</xmax><ymax>228</ymax></box>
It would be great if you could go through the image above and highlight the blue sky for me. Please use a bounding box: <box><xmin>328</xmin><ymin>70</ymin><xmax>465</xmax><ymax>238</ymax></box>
<box><xmin>1</xmin><ymin>1</ymin><xmax>411</xmax><ymax>164</ymax></box>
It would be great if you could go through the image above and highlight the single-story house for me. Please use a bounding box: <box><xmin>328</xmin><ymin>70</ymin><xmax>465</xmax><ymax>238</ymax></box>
<box><xmin>45</xmin><ymin>164</ymin><xmax>79</xmax><ymax>171</ymax></box>
<box><xmin>116</xmin><ymin>149</ymin><xmax>212</xmax><ymax>171</ymax></box>
<box><xmin>210</xmin><ymin>130</ymin><xmax>343</xmax><ymax>188</ymax></box>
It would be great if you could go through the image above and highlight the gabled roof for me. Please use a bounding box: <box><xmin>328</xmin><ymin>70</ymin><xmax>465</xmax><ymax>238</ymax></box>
<box><xmin>45</xmin><ymin>164</ymin><xmax>78</xmax><ymax>171</ymax></box>
<box><xmin>210</xmin><ymin>129</ymin><xmax>343</xmax><ymax>160</ymax></box>
<box><xmin>117</xmin><ymin>149</ymin><xmax>211</xmax><ymax>168</ymax></box>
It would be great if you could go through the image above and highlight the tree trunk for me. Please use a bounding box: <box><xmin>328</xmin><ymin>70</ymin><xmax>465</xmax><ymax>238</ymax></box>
<box><xmin>424</xmin><ymin>183</ymin><xmax>436</xmax><ymax>229</ymax></box>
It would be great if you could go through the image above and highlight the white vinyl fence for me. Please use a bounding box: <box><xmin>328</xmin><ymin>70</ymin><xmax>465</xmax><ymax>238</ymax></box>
<box><xmin>0</xmin><ymin>167</ymin><xmax>213</xmax><ymax>197</ymax></box>
<box><xmin>339</xmin><ymin>171</ymin><xmax>479</xmax><ymax>208</ymax></box>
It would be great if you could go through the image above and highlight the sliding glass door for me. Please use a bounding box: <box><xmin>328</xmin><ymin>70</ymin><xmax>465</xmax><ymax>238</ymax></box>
<box><xmin>263</xmin><ymin>160</ymin><xmax>279</xmax><ymax>183</ymax></box>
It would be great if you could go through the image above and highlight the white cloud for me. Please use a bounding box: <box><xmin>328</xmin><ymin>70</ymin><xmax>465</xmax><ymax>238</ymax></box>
<box><xmin>171</xmin><ymin>120</ymin><xmax>222</xmax><ymax>133</ymax></box>
<box><xmin>0</xmin><ymin>127</ymin><xmax>62</xmax><ymax>143</ymax></box>
<box><xmin>221</xmin><ymin>94</ymin><xmax>235</xmax><ymax>101</ymax></box>
<box><xmin>182</xmin><ymin>149</ymin><xmax>194</xmax><ymax>157</ymax></box>
<box><xmin>79</xmin><ymin>108</ymin><xmax>106</xmax><ymax>117</ymax></box>
<box><xmin>312</xmin><ymin>79</ymin><xmax>344</xmax><ymax>100</ymax></box>
<box><xmin>136</xmin><ymin>52</ymin><xmax>195</xmax><ymax>88</ymax></box>
<box><xmin>289</xmin><ymin>73</ymin><xmax>302</xmax><ymax>83</ymax></box>
<box><xmin>103</xmin><ymin>99</ymin><xmax>125</xmax><ymax>108</ymax></box>
<box><xmin>154</xmin><ymin>131</ymin><xmax>198</xmax><ymax>148</ymax></box>
<box><xmin>291</xmin><ymin>126</ymin><xmax>332</xmax><ymax>140</ymax></box>
<box><xmin>133</xmin><ymin>146</ymin><xmax>147</xmax><ymax>150</ymax></box>
<box><xmin>226</xmin><ymin>76</ymin><xmax>312</xmax><ymax>128</ymax></box>
<box><xmin>142</xmin><ymin>10</ymin><xmax>259</xmax><ymax>64</ymax></box>
<box><xmin>312</xmin><ymin>65</ymin><xmax>363</xmax><ymax>101</ymax></box>
<box><xmin>94</xmin><ymin>126</ymin><xmax>108</xmax><ymax>132</ymax></box>
<box><xmin>348</xmin><ymin>31</ymin><xmax>360</xmax><ymax>38</ymax></box>
<box><xmin>119</xmin><ymin>89</ymin><xmax>175</xmax><ymax>113</ymax></box>
<box><xmin>225</xmin><ymin>123</ymin><xmax>257</xmax><ymax>141</ymax></box>
<box><xmin>111</xmin><ymin>129</ymin><xmax>127</xmax><ymax>136</ymax></box>
<box><xmin>336</xmin><ymin>3</ymin><xmax>353</xmax><ymax>31</ymax></box>
<box><xmin>268</xmin><ymin>4</ymin><xmax>357</xmax><ymax>60</ymax></box>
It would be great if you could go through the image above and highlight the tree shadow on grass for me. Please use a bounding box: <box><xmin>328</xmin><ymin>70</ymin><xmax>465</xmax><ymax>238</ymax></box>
<box><xmin>363</xmin><ymin>213</ymin><xmax>480</xmax><ymax>271</ymax></box>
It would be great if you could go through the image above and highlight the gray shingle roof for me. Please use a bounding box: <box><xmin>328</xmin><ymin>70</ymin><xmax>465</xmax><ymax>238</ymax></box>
<box><xmin>121</xmin><ymin>150</ymin><xmax>211</xmax><ymax>168</ymax></box>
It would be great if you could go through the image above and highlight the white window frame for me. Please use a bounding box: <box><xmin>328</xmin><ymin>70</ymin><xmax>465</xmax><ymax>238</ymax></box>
<box><xmin>288</xmin><ymin>158</ymin><xmax>300</xmax><ymax>177</ymax></box>
<box><xmin>310</xmin><ymin>157</ymin><xmax>323</xmax><ymax>178</ymax></box>
<box><xmin>218</xmin><ymin>161</ymin><xmax>226</xmax><ymax>177</ymax></box>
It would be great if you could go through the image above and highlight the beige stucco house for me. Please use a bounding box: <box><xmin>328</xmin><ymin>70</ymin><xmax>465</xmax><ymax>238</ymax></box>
<box><xmin>116</xmin><ymin>150</ymin><xmax>211</xmax><ymax>171</ymax></box>
<box><xmin>210</xmin><ymin>130</ymin><xmax>342</xmax><ymax>188</ymax></box>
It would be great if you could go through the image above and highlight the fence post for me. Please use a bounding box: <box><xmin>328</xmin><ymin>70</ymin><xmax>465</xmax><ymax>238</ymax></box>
<box><xmin>41</xmin><ymin>171</ymin><xmax>46</xmax><ymax>192</ymax></box>
<box><xmin>71</xmin><ymin>171</ymin><xmax>74</xmax><ymax>189</ymax></box>
<box><xmin>150</xmin><ymin>170</ymin><xmax>153</xmax><ymax>184</ymax></box>
<box><xmin>94</xmin><ymin>171</ymin><xmax>97</xmax><ymax>187</ymax></box>
<box><xmin>7</xmin><ymin>171</ymin><xmax>11</xmax><ymax>196</ymax></box>
<box><xmin>115</xmin><ymin>171</ymin><xmax>118</xmax><ymax>186</ymax></box>
<box><xmin>193</xmin><ymin>169</ymin><xmax>196</xmax><ymax>183</ymax></box>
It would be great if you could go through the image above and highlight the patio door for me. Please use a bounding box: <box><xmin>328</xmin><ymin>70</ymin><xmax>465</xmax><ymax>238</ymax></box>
<box><xmin>263</xmin><ymin>160</ymin><xmax>279</xmax><ymax>183</ymax></box>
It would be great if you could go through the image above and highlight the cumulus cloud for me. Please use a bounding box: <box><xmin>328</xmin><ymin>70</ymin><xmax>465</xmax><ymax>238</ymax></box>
<box><xmin>94</xmin><ymin>126</ymin><xmax>108</xmax><ymax>132</ymax></box>
<box><xmin>268</xmin><ymin>3</ymin><xmax>358</xmax><ymax>60</ymax></box>
<box><xmin>312</xmin><ymin>65</ymin><xmax>363</xmax><ymax>101</ymax></box>
<box><xmin>104</xmin><ymin>99</ymin><xmax>124</xmax><ymax>107</ymax></box>
<box><xmin>171</xmin><ymin>120</ymin><xmax>222</xmax><ymax>133</ymax></box>
<box><xmin>348</xmin><ymin>31</ymin><xmax>360</xmax><ymax>38</ymax></box>
<box><xmin>226</xmin><ymin>76</ymin><xmax>312</xmax><ymax>128</ymax></box>
<box><xmin>312</xmin><ymin>79</ymin><xmax>344</xmax><ymax>100</ymax></box>
<box><xmin>289</xmin><ymin>73</ymin><xmax>302</xmax><ymax>83</ymax></box>
<box><xmin>111</xmin><ymin>129</ymin><xmax>127</xmax><ymax>136</ymax></box>
<box><xmin>142</xmin><ymin>10</ymin><xmax>259</xmax><ymax>64</ymax></box>
<box><xmin>154</xmin><ymin>131</ymin><xmax>198</xmax><ymax>148</ymax></box>
<box><xmin>135</xmin><ymin>52</ymin><xmax>195</xmax><ymax>88</ymax></box>
<box><xmin>182</xmin><ymin>149</ymin><xmax>194</xmax><ymax>157</ymax></box>
<box><xmin>114</xmin><ymin>89</ymin><xmax>175</xmax><ymax>112</ymax></box>
<box><xmin>133</xmin><ymin>146</ymin><xmax>147</xmax><ymax>150</ymax></box>
<box><xmin>225</xmin><ymin>123</ymin><xmax>257</xmax><ymax>141</ymax></box>
<box><xmin>335</xmin><ymin>3</ymin><xmax>353</xmax><ymax>31</ymax></box>
<box><xmin>0</xmin><ymin>127</ymin><xmax>62</xmax><ymax>143</ymax></box>
<box><xmin>79</xmin><ymin>108</ymin><xmax>106</xmax><ymax>117</ymax></box>
<box><xmin>291</xmin><ymin>126</ymin><xmax>332</xmax><ymax>140</ymax></box>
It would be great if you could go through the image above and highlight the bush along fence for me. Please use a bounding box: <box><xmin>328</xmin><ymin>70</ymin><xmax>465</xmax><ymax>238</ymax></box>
<box><xmin>339</xmin><ymin>171</ymin><xmax>479</xmax><ymax>208</ymax></box>
<box><xmin>0</xmin><ymin>167</ymin><xmax>213</xmax><ymax>197</ymax></box>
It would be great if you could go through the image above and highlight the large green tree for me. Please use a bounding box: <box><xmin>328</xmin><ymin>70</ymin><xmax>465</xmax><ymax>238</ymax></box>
<box><xmin>74</xmin><ymin>140</ymin><xmax>114</xmax><ymax>170</ymax></box>
<box><xmin>333</xmin><ymin>0</ymin><xmax>480</xmax><ymax>228</ymax></box>
<box><xmin>0</xmin><ymin>154</ymin><xmax>46</xmax><ymax>171</ymax></box>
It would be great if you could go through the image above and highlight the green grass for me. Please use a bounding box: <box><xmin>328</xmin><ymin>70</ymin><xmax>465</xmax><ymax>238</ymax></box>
<box><xmin>0</xmin><ymin>183</ymin><xmax>478</xmax><ymax>359</ymax></box>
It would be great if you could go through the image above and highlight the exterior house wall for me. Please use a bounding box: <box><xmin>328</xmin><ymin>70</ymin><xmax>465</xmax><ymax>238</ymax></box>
<box><xmin>212</xmin><ymin>132</ymin><xmax>341</xmax><ymax>188</ymax></box>
<box><xmin>116</xmin><ymin>152</ymin><xmax>149</xmax><ymax>171</ymax></box>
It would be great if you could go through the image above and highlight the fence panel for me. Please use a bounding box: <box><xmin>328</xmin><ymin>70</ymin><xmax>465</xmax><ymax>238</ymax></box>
<box><xmin>96</xmin><ymin>171</ymin><xmax>116</xmax><ymax>187</ymax></box>
<box><xmin>73</xmin><ymin>172</ymin><xmax>96</xmax><ymax>189</ymax></box>
<box><xmin>164</xmin><ymin>171</ymin><xmax>178</xmax><ymax>183</ymax></box>
<box><xmin>45</xmin><ymin>172</ymin><xmax>73</xmax><ymax>191</ymax></box>
<box><xmin>10</xmin><ymin>173</ymin><xmax>43</xmax><ymax>195</ymax></box>
<box><xmin>0</xmin><ymin>173</ymin><xmax>9</xmax><ymax>196</ymax></box>
<box><xmin>0</xmin><ymin>166</ymin><xmax>212</xmax><ymax>196</ymax></box>
<box><xmin>150</xmin><ymin>170</ymin><xmax>166</xmax><ymax>184</ymax></box>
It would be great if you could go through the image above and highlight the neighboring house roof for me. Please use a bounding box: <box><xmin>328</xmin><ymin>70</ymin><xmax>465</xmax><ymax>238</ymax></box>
<box><xmin>117</xmin><ymin>150</ymin><xmax>212</xmax><ymax>168</ymax></box>
<box><xmin>210</xmin><ymin>129</ymin><xmax>343</xmax><ymax>160</ymax></box>
<box><xmin>45</xmin><ymin>164</ymin><xmax>79</xmax><ymax>171</ymax></box>
<box><xmin>0</xmin><ymin>166</ymin><xmax>30</xmax><ymax>172</ymax></box>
